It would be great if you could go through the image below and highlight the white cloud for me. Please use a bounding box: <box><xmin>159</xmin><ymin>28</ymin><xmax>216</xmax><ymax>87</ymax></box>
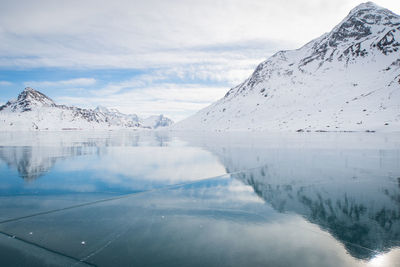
<box><xmin>56</xmin><ymin>147</ymin><xmax>227</xmax><ymax>185</ymax></box>
<box><xmin>51</xmin><ymin>65</ymin><xmax>251</xmax><ymax>122</ymax></box>
<box><xmin>24</xmin><ymin>78</ymin><xmax>96</xmax><ymax>88</ymax></box>
<box><xmin>0</xmin><ymin>81</ymin><xmax>12</xmax><ymax>86</ymax></box>
<box><xmin>57</xmin><ymin>82</ymin><xmax>228</xmax><ymax>122</ymax></box>
<box><xmin>1</xmin><ymin>0</ymin><xmax>399</xmax><ymax>69</ymax></box>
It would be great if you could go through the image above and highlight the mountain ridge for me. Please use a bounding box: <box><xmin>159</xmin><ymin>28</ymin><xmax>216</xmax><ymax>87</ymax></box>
<box><xmin>174</xmin><ymin>2</ymin><xmax>400</xmax><ymax>132</ymax></box>
<box><xmin>0</xmin><ymin>87</ymin><xmax>173</xmax><ymax>130</ymax></box>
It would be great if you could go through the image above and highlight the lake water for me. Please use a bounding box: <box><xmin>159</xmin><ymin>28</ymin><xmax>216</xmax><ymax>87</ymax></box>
<box><xmin>0</xmin><ymin>131</ymin><xmax>399</xmax><ymax>267</ymax></box>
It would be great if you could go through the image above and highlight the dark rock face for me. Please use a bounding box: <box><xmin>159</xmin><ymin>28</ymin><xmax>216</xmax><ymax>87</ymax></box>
<box><xmin>328</xmin><ymin>11</ymin><xmax>372</xmax><ymax>47</ymax></box>
<box><xmin>377</xmin><ymin>28</ymin><xmax>400</xmax><ymax>54</ymax></box>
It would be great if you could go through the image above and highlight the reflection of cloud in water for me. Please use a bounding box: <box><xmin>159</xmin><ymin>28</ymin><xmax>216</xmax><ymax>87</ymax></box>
<box><xmin>0</xmin><ymin>132</ymin><xmax>226</xmax><ymax>194</ymax></box>
<box><xmin>0</xmin><ymin>131</ymin><xmax>179</xmax><ymax>182</ymax></box>
<box><xmin>56</xmin><ymin>147</ymin><xmax>226</xmax><ymax>186</ymax></box>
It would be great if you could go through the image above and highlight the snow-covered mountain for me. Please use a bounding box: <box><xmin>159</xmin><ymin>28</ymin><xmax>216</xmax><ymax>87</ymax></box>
<box><xmin>0</xmin><ymin>87</ymin><xmax>173</xmax><ymax>130</ymax></box>
<box><xmin>94</xmin><ymin>105</ymin><xmax>141</xmax><ymax>128</ymax></box>
<box><xmin>175</xmin><ymin>2</ymin><xmax>400</xmax><ymax>132</ymax></box>
<box><xmin>142</xmin><ymin>115</ymin><xmax>174</xmax><ymax>129</ymax></box>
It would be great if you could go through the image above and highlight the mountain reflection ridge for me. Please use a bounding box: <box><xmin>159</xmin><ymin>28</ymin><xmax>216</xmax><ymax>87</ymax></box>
<box><xmin>181</xmin><ymin>132</ymin><xmax>400</xmax><ymax>260</ymax></box>
<box><xmin>0</xmin><ymin>131</ymin><xmax>173</xmax><ymax>181</ymax></box>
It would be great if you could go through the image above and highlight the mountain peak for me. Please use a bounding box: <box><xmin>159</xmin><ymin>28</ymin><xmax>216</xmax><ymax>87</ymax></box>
<box><xmin>17</xmin><ymin>87</ymin><xmax>55</xmax><ymax>103</ymax></box>
<box><xmin>23</xmin><ymin>87</ymin><xmax>36</xmax><ymax>92</ymax></box>
<box><xmin>345</xmin><ymin>1</ymin><xmax>399</xmax><ymax>23</ymax></box>
<box><xmin>305</xmin><ymin>1</ymin><xmax>400</xmax><ymax>55</ymax></box>
<box><xmin>0</xmin><ymin>87</ymin><xmax>57</xmax><ymax>112</ymax></box>
<box><xmin>95</xmin><ymin>105</ymin><xmax>110</xmax><ymax>113</ymax></box>
<box><xmin>351</xmin><ymin>1</ymin><xmax>380</xmax><ymax>12</ymax></box>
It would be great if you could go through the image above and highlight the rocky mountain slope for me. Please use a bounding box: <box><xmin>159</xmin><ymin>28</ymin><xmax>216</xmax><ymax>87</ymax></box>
<box><xmin>175</xmin><ymin>2</ymin><xmax>400</xmax><ymax>132</ymax></box>
<box><xmin>0</xmin><ymin>87</ymin><xmax>173</xmax><ymax>130</ymax></box>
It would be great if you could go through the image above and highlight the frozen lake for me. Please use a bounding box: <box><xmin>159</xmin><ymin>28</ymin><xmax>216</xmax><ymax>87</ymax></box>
<box><xmin>0</xmin><ymin>131</ymin><xmax>399</xmax><ymax>267</ymax></box>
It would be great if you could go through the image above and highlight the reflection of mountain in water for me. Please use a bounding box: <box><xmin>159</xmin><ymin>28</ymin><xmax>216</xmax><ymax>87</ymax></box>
<box><xmin>235</xmin><ymin>167</ymin><xmax>400</xmax><ymax>260</ymax></box>
<box><xmin>189</xmin><ymin>134</ymin><xmax>400</xmax><ymax>260</ymax></box>
<box><xmin>0</xmin><ymin>146</ymin><xmax>93</xmax><ymax>181</ymax></box>
<box><xmin>0</xmin><ymin>131</ymin><xmax>172</xmax><ymax>181</ymax></box>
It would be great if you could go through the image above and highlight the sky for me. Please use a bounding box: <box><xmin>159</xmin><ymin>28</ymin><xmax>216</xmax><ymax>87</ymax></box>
<box><xmin>0</xmin><ymin>0</ymin><xmax>399</xmax><ymax>122</ymax></box>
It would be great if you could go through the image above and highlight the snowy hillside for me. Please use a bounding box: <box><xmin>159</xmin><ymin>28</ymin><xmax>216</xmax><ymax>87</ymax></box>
<box><xmin>0</xmin><ymin>87</ymin><xmax>173</xmax><ymax>130</ymax></box>
<box><xmin>175</xmin><ymin>2</ymin><xmax>400</xmax><ymax>132</ymax></box>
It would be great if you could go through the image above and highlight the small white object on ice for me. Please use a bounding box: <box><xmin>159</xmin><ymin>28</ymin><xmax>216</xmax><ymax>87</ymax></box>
<box><xmin>29</xmin><ymin>232</ymin><xmax>33</xmax><ymax>235</ymax></box>
<box><xmin>81</xmin><ymin>241</ymin><xmax>86</xmax><ymax>245</ymax></box>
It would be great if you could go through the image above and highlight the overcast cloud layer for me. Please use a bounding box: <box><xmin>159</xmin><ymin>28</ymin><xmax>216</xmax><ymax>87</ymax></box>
<box><xmin>0</xmin><ymin>0</ymin><xmax>399</xmax><ymax>121</ymax></box>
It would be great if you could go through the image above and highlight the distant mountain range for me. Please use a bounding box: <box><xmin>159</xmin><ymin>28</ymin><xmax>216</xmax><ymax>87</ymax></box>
<box><xmin>175</xmin><ymin>2</ymin><xmax>400</xmax><ymax>132</ymax></box>
<box><xmin>0</xmin><ymin>87</ymin><xmax>173</xmax><ymax>130</ymax></box>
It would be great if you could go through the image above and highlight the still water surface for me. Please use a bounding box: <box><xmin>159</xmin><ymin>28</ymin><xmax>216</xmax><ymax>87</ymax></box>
<box><xmin>0</xmin><ymin>131</ymin><xmax>399</xmax><ymax>266</ymax></box>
